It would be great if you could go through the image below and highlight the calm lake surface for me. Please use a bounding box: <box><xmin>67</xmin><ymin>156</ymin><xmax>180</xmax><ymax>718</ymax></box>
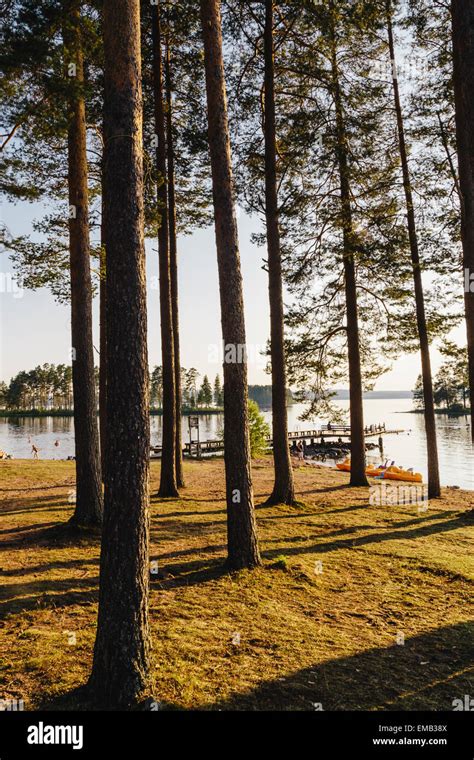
<box><xmin>1</xmin><ymin>399</ymin><xmax>473</xmax><ymax>490</ymax></box>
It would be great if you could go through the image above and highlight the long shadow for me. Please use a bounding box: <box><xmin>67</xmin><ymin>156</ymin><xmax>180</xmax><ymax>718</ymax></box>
<box><xmin>196</xmin><ymin>621</ymin><xmax>474</xmax><ymax>711</ymax></box>
<box><xmin>0</xmin><ymin>579</ymin><xmax>99</xmax><ymax>616</ymax></box>
<box><xmin>152</xmin><ymin>508</ymin><xmax>225</xmax><ymax>520</ymax></box>
<box><xmin>0</xmin><ymin>495</ymin><xmax>72</xmax><ymax>516</ymax></box>
<box><xmin>262</xmin><ymin>514</ymin><xmax>472</xmax><ymax>560</ymax></box>
<box><xmin>150</xmin><ymin>559</ymin><xmax>231</xmax><ymax>590</ymax></box>
<box><xmin>1</xmin><ymin>522</ymin><xmax>101</xmax><ymax>549</ymax></box>
<box><xmin>0</xmin><ymin>483</ymin><xmax>74</xmax><ymax>494</ymax></box>
<box><xmin>40</xmin><ymin>620</ymin><xmax>473</xmax><ymax>711</ymax></box>
<box><xmin>0</xmin><ymin>557</ymin><xmax>99</xmax><ymax>578</ymax></box>
<box><xmin>150</xmin><ymin>518</ymin><xmax>227</xmax><ymax>542</ymax></box>
<box><xmin>259</xmin><ymin>512</ymin><xmax>454</xmax><ymax>545</ymax></box>
<box><xmin>0</xmin><ymin>505</ymin><xmax>72</xmax><ymax>519</ymax></box>
<box><xmin>324</xmin><ymin>503</ymin><xmax>372</xmax><ymax>515</ymax></box>
<box><xmin>0</xmin><ymin>521</ymin><xmax>61</xmax><ymax>535</ymax></box>
<box><xmin>150</xmin><ymin>543</ymin><xmax>226</xmax><ymax>563</ymax></box>
<box><xmin>299</xmin><ymin>483</ymin><xmax>353</xmax><ymax>495</ymax></box>
<box><xmin>150</xmin><ymin>492</ymin><xmax>225</xmax><ymax>505</ymax></box>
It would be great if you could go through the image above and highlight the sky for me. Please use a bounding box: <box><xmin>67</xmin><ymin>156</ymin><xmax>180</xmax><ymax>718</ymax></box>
<box><xmin>0</xmin><ymin>197</ymin><xmax>466</xmax><ymax>391</ymax></box>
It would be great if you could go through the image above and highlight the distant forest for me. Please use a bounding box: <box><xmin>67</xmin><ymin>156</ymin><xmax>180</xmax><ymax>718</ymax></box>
<box><xmin>248</xmin><ymin>386</ymin><xmax>294</xmax><ymax>408</ymax></box>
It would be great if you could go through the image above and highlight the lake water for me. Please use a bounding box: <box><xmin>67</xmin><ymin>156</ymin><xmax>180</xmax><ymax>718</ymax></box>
<box><xmin>1</xmin><ymin>399</ymin><xmax>473</xmax><ymax>490</ymax></box>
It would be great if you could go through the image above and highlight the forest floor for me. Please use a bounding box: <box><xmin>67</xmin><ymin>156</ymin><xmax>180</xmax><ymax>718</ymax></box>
<box><xmin>1</xmin><ymin>457</ymin><xmax>473</xmax><ymax>711</ymax></box>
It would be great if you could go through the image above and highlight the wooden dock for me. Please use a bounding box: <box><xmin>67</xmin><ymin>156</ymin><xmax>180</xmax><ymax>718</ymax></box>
<box><xmin>150</xmin><ymin>424</ymin><xmax>405</xmax><ymax>458</ymax></box>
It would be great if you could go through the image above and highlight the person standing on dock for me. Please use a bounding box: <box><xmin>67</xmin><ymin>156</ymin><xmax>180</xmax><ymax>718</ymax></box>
<box><xmin>378</xmin><ymin>435</ymin><xmax>384</xmax><ymax>455</ymax></box>
<box><xmin>296</xmin><ymin>440</ymin><xmax>304</xmax><ymax>461</ymax></box>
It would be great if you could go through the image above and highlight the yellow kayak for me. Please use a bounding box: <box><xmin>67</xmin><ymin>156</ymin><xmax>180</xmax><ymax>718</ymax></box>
<box><xmin>336</xmin><ymin>460</ymin><xmax>422</xmax><ymax>482</ymax></box>
<box><xmin>336</xmin><ymin>460</ymin><xmax>384</xmax><ymax>477</ymax></box>
<box><xmin>382</xmin><ymin>466</ymin><xmax>423</xmax><ymax>483</ymax></box>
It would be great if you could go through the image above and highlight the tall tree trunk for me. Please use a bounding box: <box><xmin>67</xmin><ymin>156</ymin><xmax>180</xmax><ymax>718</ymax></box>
<box><xmin>64</xmin><ymin>6</ymin><xmax>103</xmax><ymax>526</ymax></box>
<box><xmin>263</xmin><ymin>0</ymin><xmax>295</xmax><ymax>505</ymax></box>
<box><xmin>99</xmin><ymin>190</ymin><xmax>106</xmax><ymax>477</ymax></box>
<box><xmin>152</xmin><ymin>1</ymin><xmax>178</xmax><ymax>497</ymax></box>
<box><xmin>329</xmin><ymin>9</ymin><xmax>368</xmax><ymax>487</ymax></box>
<box><xmin>165</xmin><ymin>35</ymin><xmax>185</xmax><ymax>488</ymax></box>
<box><xmin>88</xmin><ymin>0</ymin><xmax>151</xmax><ymax>707</ymax></box>
<box><xmin>200</xmin><ymin>0</ymin><xmax>261</xmax><ymax>569</ymax></box>
<box><xmin>451</xmin><ymin>0</ymin><xmax>474</xmax><ymax>438</ymax></box>
<box><xmin>386</xmin><ymin>1</ymin><xmax>441</xmax><ymax>498</ymax></box>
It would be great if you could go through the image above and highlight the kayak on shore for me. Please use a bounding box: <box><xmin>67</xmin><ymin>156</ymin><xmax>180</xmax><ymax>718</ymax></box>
<box><xmin>336</xmin><ymin>460</ymin><xmax>384</xmax><ymax>476</ymax></box>
<box><xmin>336</xmin><ymin>459</ymin><xmax>423</xmax><ymax>483</ymax></box>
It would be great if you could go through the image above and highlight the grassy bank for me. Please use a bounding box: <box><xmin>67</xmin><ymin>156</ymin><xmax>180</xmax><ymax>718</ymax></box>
<box><xmin>0</xmin><ymin>457</ymin><xmax>472</xmax><ymax>711</ymax></box>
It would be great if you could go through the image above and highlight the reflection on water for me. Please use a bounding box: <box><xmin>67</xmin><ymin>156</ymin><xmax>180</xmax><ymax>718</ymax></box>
<box><xmin>1</xmin><ymin>399</ymin><xmax>473</xmax><ymax>490</ymax></box>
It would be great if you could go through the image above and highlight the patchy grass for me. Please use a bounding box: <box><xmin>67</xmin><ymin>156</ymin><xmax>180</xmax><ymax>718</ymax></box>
<box><xmin>0</xmin><ymin>457</ymin><xmax>473</xmax><ymax>711</ymax></box>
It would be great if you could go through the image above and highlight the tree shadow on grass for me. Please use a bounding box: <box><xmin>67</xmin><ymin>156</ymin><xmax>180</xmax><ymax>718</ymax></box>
<box><xmin>0</xmin><ymin>494</ymin><xmax>72</xmax><ymax>517</ymax></box>
<box><xmin>261</xmin><ymin>514</ymin><xmax>473</xmax><ymax>560</ymax></box>
<box><xmin>0</xmin><ymin>579</ymin><xmax>99</xmax><ymax>617</ymax></box>
<box><xmin>301</xmin><ymin>483</ymin><xmax>352</xmax><ymax>495</ymax></box>
<box><xmin>0</xmin><ymin>556</ymin><xmax>99</xmax><ymax>578</ymax></box>
<box><xmin>0</xmin><ymin>483</ymin><xmax>75</xmax><ymax>494</ymax></box>
<box><xmin>150</xmin><ymin>543</ymin><xmax>226</xmax><ymax>564</ymax></box>
<box><xmin>150</xmin><ymin>557</ymin><xmax>230</xmax><ymax>590</ymax></box>
<box><xmin>153</xmin><ymin>508</ymin><xmax>225</xmax><ymax>519</ymax></box>
<box><xmin>259</xmin><ymin>511</ymin><xmax>456</xmax><ymax>545</ymax></box>
<box><xmin>1</xmin><ymin>521</ymin><xmax>101</xmax><ymax>549</ymax></box>
<box><xmin>39</xmin><ymin>620</ymin><xmax>473</xmax><ymax>711</ymax></box>
<box><xmin>198</xmin><ymin>620</ymin><xmax>474</xmax><ymax>711</ymax></box>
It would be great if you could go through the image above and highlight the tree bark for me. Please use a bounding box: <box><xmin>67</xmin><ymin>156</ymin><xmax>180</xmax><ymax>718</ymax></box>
<box><xmin>451</xmin><ymin>0</ymin><xmax>474</xmax><ymax>438</ymax></box>
<box><xmin>99</xmin><ymin>190</ymin><xmax>106</xmax><ymax>478</ymax></box>
<box><xmin>165</xmin><ymin>35</ymin><xmax>185</xmax><ymax>488</ymax></box>
<box><xmin>152</xmin><ymin>1</ymin><xmax>178</xmax><ymax>497</ymax></box>
<box><xmin>88</xmin><ymin>0</ymin><xmax>151</xmax><ymax>708</ymax></box>
<box><xmin>329</xmin><ymin>9</ymin><xmax>368</xmax><ymax>487</ymax></box>
<box><xmin>386</xmin><ymin>1</ymin><xmax>441</xmax><ymax>498</ymax></box>
<box><xmin>200</xmin><ymin>0</ymin><xmax>261</xmax><ymax>569</ymax></box>
<box><xmin>64</xmin><ymin>5</ymin><xmax>103</xmax><ymax>526</ymax></box>
<box><xmin>263</xmin><ymin>0</ymin><xmax>295</xmax><ymax>505</ymax></box>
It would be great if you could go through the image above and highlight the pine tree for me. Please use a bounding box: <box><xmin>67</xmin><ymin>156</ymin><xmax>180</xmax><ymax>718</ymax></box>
<box><xmin>200</xmin><ymin>374</ymin><xmax>213</xmax><ymax>406</ymax></box>
<box><xmin>1</xmin><ymin>0</ymin><xmax>103</xmax><ymax>524</ymax></box>
<box><xmin>165</xmin><ymin>34</ymin><xmax>185</xmax><ymax>487</ymax></box>
<box><xmin>385</xmin><ymin>0</ymin><xmax>440</xmax><ymax>498</ymax></box>
<box><xmin>200</xmin><ymin>0</ymin><xmax>261</xmax><ymax>569</ymax></box>
<box><xmin>88</xmin><ymin>0</ymin><xmax>151</xmax><ymax>707</ymax></box>
<box><xmin>213</xmin><ymin>374</ymin><xmax>223</xmax><ymax>406</ymax></box>
<box><xmin>451</xmin><ymin>0</ymin><xmax>474</xmax><ymax>437</ymax></box>
<box><xmin>261</xmin><ymin>0</ymin><xmax>296</xmax><ymax>504</ymax></box>
<box><xmin>152</xmin><ymin>0</ymin><xmax>178</xmax><ymax>498</ymax></box>
<box><xmin>64</xmin><ymin>3</ymin><xmax>103</xmax><ymax>523</ymax></box>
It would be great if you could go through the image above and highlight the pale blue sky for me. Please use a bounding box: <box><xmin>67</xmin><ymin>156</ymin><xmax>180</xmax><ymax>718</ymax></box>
<box><xmin>0</xmin><ymin>197</ymin><xmax>465</xmax><ymax>390</ymax></box>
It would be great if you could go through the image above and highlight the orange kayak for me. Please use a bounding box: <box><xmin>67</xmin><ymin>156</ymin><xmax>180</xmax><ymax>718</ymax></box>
<box><xmin>336</xmin><ymin>461</ymin><xmax>422</xmax><ymax>482</ymax></box>
<box><xmin>336</xmin><ymin>460</ymin><xmax>384</xmax><ymax>477</ymax></box>
<box><xmin>382</xmin><ymin>467</ymin><xmax>423</xmax><ymax>483</ymax></box>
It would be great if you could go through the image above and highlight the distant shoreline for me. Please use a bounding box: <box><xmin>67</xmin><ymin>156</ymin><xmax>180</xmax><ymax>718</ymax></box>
<box><xmin>0</xmin><ymin>407</ymin><xmax>224</xmax><ymax>418</ymax></box>
<box><xmin>408</xmin><ymin>408</ymin><xmax>471</xmax><ymax>416</ymax></box>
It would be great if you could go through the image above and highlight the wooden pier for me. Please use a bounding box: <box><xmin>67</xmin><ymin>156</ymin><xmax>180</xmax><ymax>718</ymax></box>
<box><xmin>150</xmin><ymin>423</ymin><xmax>405</xmax><ymax>458</ymax></box>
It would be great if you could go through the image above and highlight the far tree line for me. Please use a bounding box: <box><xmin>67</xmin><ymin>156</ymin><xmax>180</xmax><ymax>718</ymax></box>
<box><xmin>1</xmin><ymin>363</ymin><xmax>296</xmax><ymax>413</ymax></box>
<box><xmin>413</xmin><ymin>343</ymin><xmax>470</xmax><ymax>413</ymax></box>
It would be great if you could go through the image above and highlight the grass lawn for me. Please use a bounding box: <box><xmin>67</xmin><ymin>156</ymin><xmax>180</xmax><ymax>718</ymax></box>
<box><xmin>0</xmin><ymin>457</ymin><xmax>473</xmax><ymax>711</ymax></box>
